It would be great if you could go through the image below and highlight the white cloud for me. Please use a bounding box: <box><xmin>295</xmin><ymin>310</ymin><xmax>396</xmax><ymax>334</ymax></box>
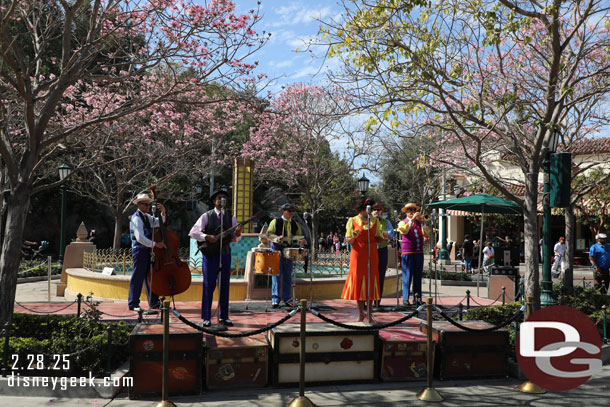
<box><xmin>271</xmin><ymin>3</ymin><xmax>333</xmax><ymax>27</ymax></box>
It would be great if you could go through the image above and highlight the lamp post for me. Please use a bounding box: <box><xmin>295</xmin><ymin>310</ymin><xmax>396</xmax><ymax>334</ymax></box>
<box><xmin>541</xmin><ymin>131</ymin><xmax>559</xmax><ymax>306</ymax></box>
<box><xmin>58</xmin><ymin>164</ymin><xmax>72</xmax><ymax>270</ymax></box>
<box><xmin>438</xmin><ymin>171</ymin><xmax>449</xmax><ymax>261</ymax></box>
<box><xmin>358</xmin><ymin>174</ymin><xmax>370</xmax><ymax>198</ymax></box>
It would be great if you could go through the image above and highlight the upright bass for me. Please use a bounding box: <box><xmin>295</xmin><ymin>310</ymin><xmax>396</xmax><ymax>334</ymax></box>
<box><xmin>147</xmin><ymin>185</ymin><xmax>191</xmax><ymax>296</ymax></box>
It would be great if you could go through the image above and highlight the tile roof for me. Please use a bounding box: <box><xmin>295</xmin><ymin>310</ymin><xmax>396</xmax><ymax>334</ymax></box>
<box><xmin>568</xmin><ymin>137</ymin><xmax>610</xmax><ymax>154</ymax></box>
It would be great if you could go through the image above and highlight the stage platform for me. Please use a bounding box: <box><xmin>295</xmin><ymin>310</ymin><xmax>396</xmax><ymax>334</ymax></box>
<box><xmin>13</xmin><ymin>296</ymin><xmax>497</xmax><ymax>324</ymax></box>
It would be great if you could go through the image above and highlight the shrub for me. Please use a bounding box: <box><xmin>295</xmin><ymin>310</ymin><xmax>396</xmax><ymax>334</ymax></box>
<box><xmin>0</xmin><ymin>309</ymin><xmax>132</xmax><ymax>377</ymax></box>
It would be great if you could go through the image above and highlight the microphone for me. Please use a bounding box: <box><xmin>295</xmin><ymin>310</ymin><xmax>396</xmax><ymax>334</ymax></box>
<box><xmin>366</xmin><ymin>205</ymin><xmax>371</xmax><ymax>214</ymax></box>
<box><xmin>151</xmin><ymin>203</ymin><xmax>157</xmax><ymax>214</ymax></box>
<box><xmin>220</xmin><ymin>197</ymin><xmax>226</xmax><ymax>209</ymax></box>
<box><xmin>303</xmin><ymin>212</ymin><xmax>309</xmax><ymax>220</ymax></box>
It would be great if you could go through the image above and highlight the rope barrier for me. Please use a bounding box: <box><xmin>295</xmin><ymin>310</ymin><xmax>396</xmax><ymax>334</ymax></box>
<box><xmin>173</xmin><ymin>307</ymin><xmax>299</xmax><ymax>338</ymax></box>
<box><xmin>309</xmin><ymin>306</ymin><xmax>423</xmax><ymax>331</ymax></box>
<box><xmin>14</xmin><ymin>300</ymin><xmax>77</xmax><ymax>314</ymax></box>
<box><xmin>431</xmin><ymin>295</ymin><xmax>467</xmax><ymax>311</ymax></box>
<box><xmin>434</xmin><ymin>304</ymin><xmax>525</xmax><ymax>332</ymax></box>
<box><xmin>81</xmin><ymin>301</ymin><xmax>136</xmax><ymax>318</ymax></box>
<box><xmin>469</xmin><ymin>292</ymin><xmax>503</xmax><ymax>307</ymax></box>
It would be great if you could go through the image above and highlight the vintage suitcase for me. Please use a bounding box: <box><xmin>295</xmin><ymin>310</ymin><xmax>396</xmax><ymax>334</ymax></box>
<box><xmin>268</xmin><ymin>322</ymin><xmax>378</xmax><ymax>385</ymax></box>
<box><xmin>378</xmin><ymin>328</ymin><xmax>430</xmax><ymax>381</ymax></box>
<box><xmin>420</xmin><ymin>320</ymin><xmax>509</xmax><ymax>380</ymax></box>
<box><xmin>205</xmin><ymin>333</ymin><xmax>269</xmax><ymax>389</ymax></box>
<box><xmin>129</xmin><ymin>323</ymin><xmax>203</xmax><ymax>399</ymax></box>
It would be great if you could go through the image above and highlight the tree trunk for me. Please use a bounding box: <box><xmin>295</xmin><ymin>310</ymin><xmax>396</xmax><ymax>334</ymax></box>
<box><xmin>564</xmin><ymin>205</ymin><xmax>575</xmax><ymax>294</ymax></box>
<box><xmin>311</xmin><ymin>212</ymin><xmax>318</xmax><ymax>261</ymax></box>
<box><xmin>0</xmin><ymin>186</ymin><xmax>31</xmax><ymax>326</ymax></box>
<box><xmin>523</xmin><ymin>180</ymin><xmax>541</xmax><ymax>311</ymax></box>
<box><xmin>113</xmin><ymin>215</ymin><xmax>123</xmax><ymax>250</ymax></box>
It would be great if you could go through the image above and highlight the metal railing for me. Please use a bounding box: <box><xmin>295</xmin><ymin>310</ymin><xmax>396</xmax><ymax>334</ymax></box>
<box><xmin>82</xmin><ymin>248</ymin><xmax>246</xmax><ymax>278</ymax></box>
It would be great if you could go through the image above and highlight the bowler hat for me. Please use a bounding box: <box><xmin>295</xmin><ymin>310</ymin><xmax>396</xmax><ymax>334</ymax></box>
<box><xmin>280</xmin><ymin>203</ymin><xmax>295</xmax><ymax>211</ymax></box>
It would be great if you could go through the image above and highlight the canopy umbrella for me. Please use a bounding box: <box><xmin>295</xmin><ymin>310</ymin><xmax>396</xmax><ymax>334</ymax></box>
<box><xmin>426</xmin><ymin>193</ymin><xmax>522</xmax><ymax>295</ymax></box>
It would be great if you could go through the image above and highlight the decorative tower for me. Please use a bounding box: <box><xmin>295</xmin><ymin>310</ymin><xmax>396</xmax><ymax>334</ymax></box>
<box><xmin>232</xmin><ymin>158</ymin><xmax>254</xmax><ymax>232</ymax></box>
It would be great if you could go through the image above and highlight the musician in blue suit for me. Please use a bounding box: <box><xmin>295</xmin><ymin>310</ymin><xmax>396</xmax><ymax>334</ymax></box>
<box><xmin>189</xmin><ymin>189</ymin><xmax>241</xmax><ymax>327</ymax></box>
<box><xmin>128</xmin><ymin>193</ymin><xmax>166</xmax><ymax>312</ymax></box>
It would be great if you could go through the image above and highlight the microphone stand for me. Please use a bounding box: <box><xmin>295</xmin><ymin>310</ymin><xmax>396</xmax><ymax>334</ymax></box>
<box><xmin>394</xmin><ymin>210</ymin><xmax>401</xmax><ymax>309</ymax></box>
<box><xmin>215</xmin><ymin>198</ymin><xmax>227</xmax><ymax>331</ymax></box>
<box><xmin>148</xmin><ymin>203</ymin><xmax>159</xmax><ymax>314</ymax></box>
<box><xmin>366</xmin><ymin>206</ymin><xmax>372</xmax><ymax>323</ymax></box>
<box><xmin>302</xmin><ymin>213</ymin><xmax>314</xmax><ymax>307</ymax></box>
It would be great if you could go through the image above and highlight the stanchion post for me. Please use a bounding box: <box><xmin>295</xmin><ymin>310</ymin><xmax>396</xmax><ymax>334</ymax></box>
<box><xmin>288</xmin><ymin>299</ymin><xmax>315</xmax><ymax>407</ymax></box>
<box><xmin>77</xmin><ymin>293</ymin><xmax>82</xmax><ymax>317</ymax></box>
<box><xmin>466</xmin><ymin>290</ymin><xmax>471</xmax><ymax>310</ymax></box>
<box><xmin>583</xmin><ymin>276</ymin><xmax>586</xmax><ymax>289</ymax></box>
<box><xmin>519</xmin><ymin>296</ymin><xmax>545</xmax><ymax>394</ymax></box>
<box><xmin>155</xmin><ymin>300</ymin><xmax>177</xmax><ymax>407</ymax></box>
<box><xmin>47</xmin><ymin>256</ymin><xmax>52</xmax><ymax>302</ymax></box>
<box><xmin>502</xmin><ymin>287</ymin><xmax>506</xmax><ymax>305</ymax></box>
<box><xmin>602</xmin><ymin>305</ymin><xmax>607</xmax><ymax>344</ymax></box>
<box><xmin>458</xmin><ymin>303</ymin><xmax>463</xmax><ymax>321</ymax></box>
<box><xmin>106</xmin><ymin>325</ymin><xmax>113</xmax><ymax>374</ymax></box>
<box><xmin>2</xmin><ymin>322</ymin><xmax>10</xmax><ymax>377</ymax></box>
<box><xmin>416</xmin><ymin>297</ymin><xmax>444</xmax><ymax>402</ymax></box>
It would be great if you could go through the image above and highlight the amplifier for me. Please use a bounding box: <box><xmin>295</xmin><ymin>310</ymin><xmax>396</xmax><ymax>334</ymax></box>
<box><xmin>490</xmin><ymin>266</ymin><xmax>518</xmax><ymax>276</ymax></box>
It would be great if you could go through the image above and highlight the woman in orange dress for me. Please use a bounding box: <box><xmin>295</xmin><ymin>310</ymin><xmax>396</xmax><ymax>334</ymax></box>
<box><xmin>341</xmin><ymin>198</ymin><xmax>385</xmax><ymax>322</ymax></box>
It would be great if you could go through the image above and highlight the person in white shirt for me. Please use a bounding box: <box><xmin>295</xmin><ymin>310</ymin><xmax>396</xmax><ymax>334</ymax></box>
<box><xmin>482</xmin><ymin>241</ymin><xmax>494</xmax><ymax>272</ymax></box>
<box><xmin>551</xmin><ymin>236</ymin><xmax>566</xmax><ymax>278</ymax></box>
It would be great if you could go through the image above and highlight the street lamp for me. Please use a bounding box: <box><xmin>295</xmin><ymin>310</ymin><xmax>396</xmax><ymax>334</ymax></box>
<box><xmin>358</xmin><ymin>174</ymin><xmax>370</xmax><ymax>197</ymax></box>
<box><xmin>541</xmin><ymin>131</ymin><xmax>560</xmax><ymax>306</ymax></box>
<box><xmin>58</xmin><ymin>163</ymin><xmax>72</xmax><ymax>270</ymax></box>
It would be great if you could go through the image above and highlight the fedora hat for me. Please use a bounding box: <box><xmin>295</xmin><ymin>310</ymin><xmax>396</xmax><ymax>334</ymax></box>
<box><xmin>210</xmin><ymin>188</ymin><xmax>229</xmax><ymax>203</ymax></box>
<box><xmin>132</xmin><ymin>193</ymin><xmax>152</xmax><ymax>205</ymax></box>
<box><xmin>401</xmin><ymin>202</ymin><xmax>420</xmax><ymax>213</ymax></box>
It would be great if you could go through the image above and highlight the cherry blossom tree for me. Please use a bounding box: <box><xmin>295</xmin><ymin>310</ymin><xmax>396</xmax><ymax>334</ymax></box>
<box><xmin>243</xmin><ymin>84</ymin><xmax>359</xmax><ymax>256</ymax></box>
<box><xmin>321</xmin><ymin>0</ymin><xmax>610</xmax><ymax>309</ymax></box>
<box><xmin>0</xmin><ymin>0</ymin><xmax>266</xmax><ymax>325</ymax></box>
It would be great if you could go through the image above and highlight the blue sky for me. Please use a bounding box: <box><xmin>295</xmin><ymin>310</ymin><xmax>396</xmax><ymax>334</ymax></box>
<box><xmin>239</xmin><ymin>0</ymin><xmax>342</xmax><ymax>92</ymax></box>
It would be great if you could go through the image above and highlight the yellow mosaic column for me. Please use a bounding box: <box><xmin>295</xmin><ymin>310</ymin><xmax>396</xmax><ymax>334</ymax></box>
<box><xmin>232</xmin><ymin>158</ymin><xmax>254</xmax><ymax>232</ymax></box>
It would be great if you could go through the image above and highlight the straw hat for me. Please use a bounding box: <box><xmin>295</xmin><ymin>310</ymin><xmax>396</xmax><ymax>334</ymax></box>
<box><xmin>132</xmin><ymin>193</ymin><xmax>152</xmax><ymax>205</ymax></box>
<box><xmin>401</xmin><ymin>202</ymin><xmax>420</xmax><ymax>213</ymax></box>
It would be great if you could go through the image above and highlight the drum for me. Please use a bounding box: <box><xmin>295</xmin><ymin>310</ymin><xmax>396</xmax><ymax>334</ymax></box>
<box><xmin>283</xmin><ymin>247</ymin><xmax>306</xmax><ymax>260</ymax></box>
<box><xmin>254</xmin><ymin>250</ymin><xmax>280</xmax><ymax>275</ymax></box>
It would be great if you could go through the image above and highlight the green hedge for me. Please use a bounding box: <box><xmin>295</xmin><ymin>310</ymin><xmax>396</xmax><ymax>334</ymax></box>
<box><xmin>423</xmin><ymin>269</ymin><xmax>472</xmax><ymax>281</ymax></box>
<box><xmin>461</xmin><ymin>287</ymin><xmax>610</xmax><ymax>359</ymax></box>
<box><xmin>0</xmin><ymin>309</ymin><xmax>132</xmax><ymax>377</ymax></box>
<box><xmin>18</xmin><ymin>260</ymin><xmax>61</xmax><ymax>278</ymax></box>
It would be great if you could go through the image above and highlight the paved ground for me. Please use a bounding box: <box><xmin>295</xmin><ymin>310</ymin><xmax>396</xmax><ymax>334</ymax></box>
<box><xmin>1</xmin><ymin>369</ymin><xmax>610</xmax><ymax>406</ymax></box>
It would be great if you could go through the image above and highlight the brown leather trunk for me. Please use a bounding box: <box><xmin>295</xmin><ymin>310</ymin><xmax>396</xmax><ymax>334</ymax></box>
<box><xmin>420</xmin><ymin>320</ymin><xmax>509</xmax><ymax>380</ymax></box>
<box><xmin>205</xmin><ymin>334</ymin><xmax>269</xmax><ymax>389</ymax></box>
<box><xmin>129</xmin><ymin>323</ymin><xmax>203</xmax><ymax>399</ymax></box>
<box><xmin>378</xmin><ymin>328</ymin><xmax>430</xmax><ymax>381</ymax></box>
